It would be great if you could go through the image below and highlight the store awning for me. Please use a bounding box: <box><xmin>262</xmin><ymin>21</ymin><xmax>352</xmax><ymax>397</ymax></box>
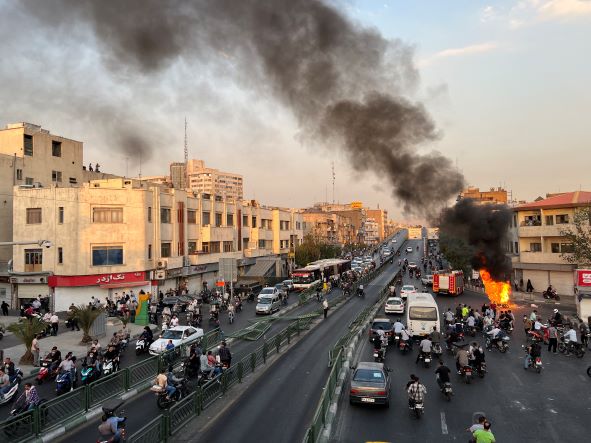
<box><xmin>100</xmin><ymin>281</ymin><xmax>150</xmax><ymax>289</ymax></box>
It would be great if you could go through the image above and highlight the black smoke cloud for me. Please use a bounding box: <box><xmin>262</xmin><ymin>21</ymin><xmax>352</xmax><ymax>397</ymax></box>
<box><xmin>19</xmin><ymin>0</ymin><xmax>464</xmax><ymax>217</ymax></box>
<box><xmin>439</xmin><ymin>199</ymin><xmax>512</xmax><ymax>280</ymax></box>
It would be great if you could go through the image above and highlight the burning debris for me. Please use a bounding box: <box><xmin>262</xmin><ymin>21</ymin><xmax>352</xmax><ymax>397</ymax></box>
<box><xmin>480</xmin><ymin>269</ymin><xmax>511</xmax><ymax>306</ymax></box>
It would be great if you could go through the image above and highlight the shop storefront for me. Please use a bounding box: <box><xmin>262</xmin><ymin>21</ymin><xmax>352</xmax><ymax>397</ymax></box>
<box><xmin>48</xmin><ymin>271</ymin><xmax>150</xmax><ymax>312</ymax></box>
<box><xmin>10</xmin><ymin>275</ymin><xmax>50</xmax><ymax>308</ymax></box>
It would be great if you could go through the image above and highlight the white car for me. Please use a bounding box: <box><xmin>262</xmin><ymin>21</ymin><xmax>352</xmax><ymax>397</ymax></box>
<box><xmin>408</xmin><ymin>262</ymin><xmax>417</xmax><ymax>269</ymax></box>
<box><xmin>392</xmin><ymin>239</ymin><xmax>397</xmax><ymax>243</ymax></box>
<box><xmin>406</xmin><ymin>247</ymin><xmax>413</xmax><ymax>253</ymax></box>
<box><xmin>258</xmin><ymin>287</ymin><xmax>280</xmax><ymax>301</ymax></box>
<box><xmin>385</xmin><ymin>297</ymin><xmax>405</xmax><ymax>314</ymax></box>
<box><xmin>421</xmin><ymin>275</ymin><xmax>433</xmax><ymax>286</ymax></box>
<box><xmin>149</xmin><ymin>326</ymin><xmax>204</xmax><ymax>355</ymax></box>
<box><xmin>400</xmin><ymin>285</ymin><xmax>417</xmax><ymax>300</ymax></box>
<box><xmin>282</xmin><ymin>280</ymin><xmax>294</xmax><ymax>291</ymax></box>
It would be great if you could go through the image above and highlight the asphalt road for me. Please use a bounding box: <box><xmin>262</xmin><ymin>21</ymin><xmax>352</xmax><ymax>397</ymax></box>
<box><xmin>330</xmin><ymin>261</ymin><xmax>589</xmax><ymax>442</ymax></box>
<box><xmin>55</xmin><ymin>232</ymin><xmax>405</xmax><ymax>442</ymax></box>
<box><xmin>181</xmin><ymin>239</ymin><xmax>416</xmax><ymax>443</ymax></box>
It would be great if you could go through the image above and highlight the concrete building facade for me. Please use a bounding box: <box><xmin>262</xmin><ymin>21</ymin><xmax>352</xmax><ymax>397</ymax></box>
<box><xmin>460</xmin><ymin>186</ymin><xmax>508</xmax><ymax>205</ymax></box>
<box><xmin>510</xmin><ymin>191</ymin><xmax>591</xmax><ymax>297</ymax></box>
<box><xmin>300</xmin><ymin>210</ymin><xmax>355</xmax><ymax>246</ymax></box>
<box><xmin>11</xmin><ymin>179</ymin><xmax>303</xmax><ymax>310</ymax></box>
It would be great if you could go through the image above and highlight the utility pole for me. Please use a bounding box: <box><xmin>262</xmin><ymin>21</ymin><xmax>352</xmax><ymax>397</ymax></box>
<box><xmin>332</xmin><ymin>162</ymin><xmax>335</xmax><ymax>204</ymax></box>
<box><xmin>184</xmin><ymin>117</ymin><xmax>189</xmax><ymax>189</ymax></box>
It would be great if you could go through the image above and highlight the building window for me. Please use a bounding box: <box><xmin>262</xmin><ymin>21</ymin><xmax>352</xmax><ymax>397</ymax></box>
<box><xmin>160</xmin><ymin>208</ymin><xmax>171</xmax><ymax>224</ymax></box>
<box><xmin>202</xmin><ymin>211</ymin><xmax>211</xmax><ymax>226</ymax></box>
<box><xmin>58</xmin><ymin>247</ymin><xmax>63</xmax><ymax>264</ymax></box>
<box><xmin>561</xmin><ymin>243</ymin><xmax>574</xmax><ymax>253</ymax></box>
<box><xmin>215</xmin><ymin>213</ymin><xmax>223</xmax><ymax>227</ymax></box>
<box><xmin>223</xmin><ymin>241</ymin><xmax>234</xmax><ymax>252</ymax></box>
<box><xmin>26</xmin><ymin>208</ymin><xmax>42</xmax><ymax>224</ymax></box>
<box><xmin>52</xmin><ymin>170</ymin><xmax>62</xmax><ymax>182</ymax></box>
<box><xmin>296</xmin><ymin>222</ymin><xmax>301</xmax><ymax>230</ymax></box>
<box><xmin>93</xmin><ymin>207</ymin><xmax>123</xmax><ymax>223</ymax></box>
<box><xmin>252</xmin><ymin>216</ymin><xmax>257</xmax><ymax>228</ymax></box>
<box><xmin>258</xmin><ymin>239</ymin><xmax>266</xmax><ymax>249</ymax></box>
<box><xmin>243</xmin><ymin>238</ymin><xmax>249</xmax><ymax>250</ymax></box>
<box><xmin>512</xmin><ymin>214</ymin><xmax>517</xmax><ymax>228</ymax></box>
<box><xmin>24</xmin><ymin>249</ymin><xmax>43</xmax><ymax>272</ymax></box>
<box><xmin>148</xmin><ymin>244</ymin><xmax>152</xmax><ymax>259</ymax></box>
<box><xmin>188</xmin><ymin>241</ymin><xmax>197</xmax><ymax>254</ymax></box>
<box><xmin>210</xmin><ymin>241</ymin><xmax>221</xmax><ymax>253</ymax></box>
<box><xmin>551</xmin><ymin>243</ymin><xmax>560</xmax><ymax>253</ymax></box>
<box><xmin>545</xmin><ymin>215</ymin><xmax>554</xmax><ymax>226</ymax></box>
<box><xmin>24</xmin><ymin>134</ymin><xmax>33</xmax><ymax>156</ymax></box>
<box><xmin>25</xmin><ymin>177</ymin><xmax>33</xmax><ymax>185</ymax></box>
<box><xmin>187</xmin><ymin>210</ymin><xmax>196</xmax><ymax>224</ymax></box>
<box><xmin>202</xmin><ymin>242</ymin><xmax>210</xmax><ymax>253</ymax></box>
<box><xmin>16</xmin><ymin>169</ymin><xmax>23</xmax><ymax>180</ymax></box>
<box><xmin>69</xmin><ymin>177</ymin><xmax>77</xmax><ymax>184</ymax></box>
<box><xmin>148</xmin><ymin>207</ymin><xmax>152</xmax><ymax>223</ymax></box>
<box><xmin>52</xmin><ymin>141</ymin><xmax>62</xmax><ymax>157</ymax></box>
<box><xmin>529</xmin><ymin>242</ymin><xmax>542</xmax><ymax>252</ymax></box>
<box><xmin>514</xmin><ymin>242</ymin><xmax>519</xmax><ymax>254</ymax></box>
<box><xmin>227</xmin><ymin>213</ymin><xmax>234</xmax><ymax>226</ymax></box>
<box><xmin>58</xmin><ymin>207</ymin><xmax>64</xmax><ymax>224</ymax></box>
<box><xmin>556</xmin><ymin>214</ymin><xmax>569</xmax><ymax>224</ymax></box>
<box><xmin>92</xmin><ymin>246</ymin><xmax>123</xmax><ymax>266</ymax></box>
<box><xmin>242</xmin><ymin>215</ymin><xmax>249</xmax><ymax>227</ymax></box>
<box><xmin>161</xmin><ymin>242</ymin><xmax>172</xmax><ymax>258</ymax></box>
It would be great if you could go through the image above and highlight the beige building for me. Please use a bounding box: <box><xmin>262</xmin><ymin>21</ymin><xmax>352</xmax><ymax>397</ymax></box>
<box><xmin>170</xmin><ymin>162</ymin><xmax>188</xmax><ymax>189</ymax></box>
<box><xmin>186</xmin><ymin>159</ymin><xmax>243</xmax><ymax>201</ymax></box>
<box><xmin>11</xmin><ymin>178</ymin><xmax>303</xmax><ymax>310</ymax></box>
<box><xmin>366</xmin><ymin>208</ymin><xmax>388</xmax><ymax>241</ymax></box>
<box><xmin>461</xmin><ymin>186</ymin><xmax>508</xmax><ymax>205</ymax></box>
<box><xmin>510</xmin><ymin>191</ymin><xmax>591</xmax><ymax>297</ymax></box>
<box><xmin>301</xmin><ymin>209</ymin><xmax>355</xmax><ymax>246</ymax></box>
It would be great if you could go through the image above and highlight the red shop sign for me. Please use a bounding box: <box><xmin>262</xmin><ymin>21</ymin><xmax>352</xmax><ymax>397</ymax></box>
<box><xmin>576</xmin><ymin>269</ymin><xmax>591</xmax><ymax>287</ymax></box>
<box><xmin>48</xmin><ymin>271</ymin><xmax>147</xmax><ymax>287</ymax></box>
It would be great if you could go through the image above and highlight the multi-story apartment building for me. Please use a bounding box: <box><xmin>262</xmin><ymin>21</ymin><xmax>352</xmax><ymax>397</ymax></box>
<box><xmin>11</xmin><ymin>178</ymin><xmax>303</xmax><ymax>310</ymax></box>
<box><xmin>169</xmin><ymin>163</ymin><xmax>187</xmax><ymax>189</ymax></box>
<box><xmin>300</xmin><ymin>209</ymin><xmax>355</xmax><ymax>245</ymax></box>
<box><xmin>460</xmin><ymin>186</ymin><xmax>508</xmax><ymax>205</ymax></box>
<box><xmin>510</xmin><ymin>191</ymin><xmax>591</xmax><ymax>297</ymax></box>
<box><xmin>366</xmin><ymin>208</ymin><xmax>388</xmax><ymax>241</ymax></box>
<box><xmin>186</xmin><ymin>159</ymin><xmax>243</xmax><ymax>201</ymax></box>
<box><xmin>364</xmin><ymin>218</ymin><xmax>379</xmax><ymax>244</ymax></box>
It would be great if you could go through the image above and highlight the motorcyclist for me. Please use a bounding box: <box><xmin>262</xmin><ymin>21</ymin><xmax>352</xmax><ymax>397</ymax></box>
<box><xmin>165</xmin><ymin>365</ymin><xmax>183</xmax><ymax>400</ymax></box>
<box><xmin>563</xmin><ymin>326</ymin><xmax>578</xmax><ymax>353</ymax></box>
<box><xmin>444</xmin><ymin>308</ymin><xmax>454</xmax><ymax>326</ymax></box>
<box><xmin>466</xmin><ymin>314</ymin><xmax>476</xmax><ymax>331</ymax></box>
<box><xmin>393</xmin><ymin>319</ymin><xmax>405</xmax><ymax>335</ymax></box>
<box><xmin>415</xmin><ymin>337</ymin><xmax>432</xmax><ymax>364</ymax></box>
<box><xmin>455</xmin><ymin>347</ymin><xmax>470</xmax><ymax>373</ymax></box>
<box><xmin>406</xmin><ymin>374</ymin><xmax>426</xmax><ymax>408</ymax></box>
<box><xmin>358</xmin><ymin>284</ymin><xmax>364</xmax><ymax>297</ymax></box>
<box><xmin>486</xmin><ymin>326</ymin><xmax>503</xmax><ymax>348</ymax></box>
<box><xmin>546</xmin><ymin>285</ymin><xmax>556</xmax><ymax>298</ymax></box>
<box><xmin>46</xmin><ymin>346</ymin><xmax>62</xmax><ymax>374</ymax></box>
<box><xmin>434</xmin><ymin>360</ymin><xmax>451</xmax><ymax>390</ymax></box>
<box><xmin>218</xmin><ymin>342</ymin><xmax>232</xmax><ymax>368</ymax></box>
<box><xmin>400</xmin><ymin>328</ymin><xmax>412</xmax><ymax>350</ymax></box>
<box><xmin>98</xmin><ymin>412</ymin><xmax>126</xmax><ymax>443</ymax></box>
<box><xmin>469</xmin><ymin>342</ymin><xmax>485</xmax><ymax>369</ymax></box>
<box><xmin>524</xmin><ymin>341</ymin><xmax>541</xmax><ymax>369</ymax></box>
<box><xmin>551</xmin><ymin>309</ymin><xmax>563</xmax><ymax>326</ymax></box>
<box><xmin>103</xmin><ymin>345</ymin><xmax>120</xmax><ymax>367</ymax></box>
<box><xmin>139</xmin><ymin>326</ymin><xmax>153</xmax><ymax>345</ymax></box>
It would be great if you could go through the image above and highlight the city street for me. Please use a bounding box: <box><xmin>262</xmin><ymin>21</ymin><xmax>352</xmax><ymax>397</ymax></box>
<box><xmin>330</xmin><ymin>261</ymin><xmax>589</xmax><ymax>442</ymax></box>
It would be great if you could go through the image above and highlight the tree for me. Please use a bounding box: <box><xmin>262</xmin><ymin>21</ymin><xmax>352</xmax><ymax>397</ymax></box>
<box><xmin>7</xmin><ymin>317</ymin><xmax>48</xmax><ymax>365</ymax></box>
<box><xmin>560</xmin><ymin>207</ymin><xmax>591</xmax><ymax>265</ymax></box>
<box><xmin>71</xmin><ymin>304</ymin><xmax>105</xmax><ymax>343</ymax></box>
<box><xmin>438</xmin><ymin>232</ymin><xmax>473</xmax><ymax>275</ymax></box>
<box><xmin>294</xmin><ymin>234</ymin><xmax>343</xmax><ymax>267</ymax></box>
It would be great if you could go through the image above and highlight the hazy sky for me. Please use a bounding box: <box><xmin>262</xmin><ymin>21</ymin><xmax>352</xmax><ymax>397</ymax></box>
<box><xmin>0</xmin><ymin>0</ymin><xmax>589</xmax><ymax>220</ymax></box>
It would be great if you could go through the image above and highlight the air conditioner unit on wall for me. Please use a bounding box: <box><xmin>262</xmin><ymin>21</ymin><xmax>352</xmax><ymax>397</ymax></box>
<box><xmin>154</xmin><ymin>270</ymin><xmax>166</xmax><ymax>280</ymax></box>
<box><xmin>156</xmin><ymin>259</ymin><xmax>168</xmax><ymax>270</ymax></box>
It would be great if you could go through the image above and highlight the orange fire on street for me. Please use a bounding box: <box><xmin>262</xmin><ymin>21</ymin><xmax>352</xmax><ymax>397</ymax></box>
<box><xmin>479</xmin><ymin>269</ymin><xmax>511</xmax><ymax>305</ymax></box>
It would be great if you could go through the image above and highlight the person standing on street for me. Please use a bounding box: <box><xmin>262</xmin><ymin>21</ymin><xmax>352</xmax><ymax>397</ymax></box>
<box><xmin>1</xmin><ymin>300</ymin><xmax>8</xmax><ymax>316</ymax></box>
<box><xmin>68</xmin><ymin>304</ymin><xmax>80</xmax><ymax>331</ymax></box>
<box><xmin>32</xmin><ymin>334</ymin><xmax>41</xmax><ymax>367</ymax></box>
<box><xmin>547</xmin><ymin>324</ymin><xmax>559</xmax><ymax>353</ymax></box>
<box><xmin>526</xmin><ymin>279</ymin><xmax>534</xmax><ymax>293</ymax></box>
<box><xmin>50</xmin><ymin>312</ymin><xmax>59</xmax><ymax>336</ymax></box>
<box><xmin>218</xmin><ymin>341</ymin><xmax>232</xmax><ymax>368</ymax></box>
<box><xmin>322</xmin><ymin>298</ymin><xmax>329</xmax><ymax>319</ymax></box>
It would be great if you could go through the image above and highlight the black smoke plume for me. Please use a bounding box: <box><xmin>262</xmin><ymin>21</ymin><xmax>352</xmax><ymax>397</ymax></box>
<box><xmin>19</xmin><ymin>0</ymin><xmax>464</xmax><ymax>217</ymax></box>
<box><xmin>439</xmin><ymin>199</ymin><xmax>512</xmax><ymax>280</ymax></box>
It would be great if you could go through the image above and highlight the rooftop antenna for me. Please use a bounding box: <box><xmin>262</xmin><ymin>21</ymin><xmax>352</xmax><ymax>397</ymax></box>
<box><xmin>332</xmin><ymin>162</ymin><xmax>335</xmax><ymax>204</ymax></box>
<box><xmin>184</xmin><ymin>117</ymin><xmax>189</xmax><ymax>188</ymax></box>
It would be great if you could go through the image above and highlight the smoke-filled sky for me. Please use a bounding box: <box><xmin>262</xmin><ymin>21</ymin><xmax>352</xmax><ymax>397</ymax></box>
<box><xmin>0</xmin><ymin>0</ymin><xmax>589</xmax><ymax>220</ymax></box>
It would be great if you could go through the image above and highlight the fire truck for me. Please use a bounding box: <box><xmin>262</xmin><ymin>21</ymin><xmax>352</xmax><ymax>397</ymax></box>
<box><xmin>433</xmin><ymin>271</ymin><xmax>464</xmax><ymax>295</ymax></box>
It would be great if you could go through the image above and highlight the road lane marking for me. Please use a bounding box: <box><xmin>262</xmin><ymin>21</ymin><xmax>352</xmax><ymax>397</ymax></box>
<box><xmin>579</xmin><ymin>374</ymin><xmax>586</xmax><ymax>382</ymax></box>
<box><xmin>511</xmin><ymin>372</ymin><xmax>523</xmax><ymax>386</ymax></box>
<box><xmin>440</xmin><ymin>411</ymin><xmax>448</xmax><ymax>434</ymax></box>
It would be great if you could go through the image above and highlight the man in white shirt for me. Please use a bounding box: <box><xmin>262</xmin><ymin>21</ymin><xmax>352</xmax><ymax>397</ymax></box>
<box><xmin>563</xmin><ymin>327</ymin><xmax>577</xmax><ymax>343</ymax></box>
<box><xmin>50</xmin><ymin>313</ymin><xmax>59</xmax><ymax>335</ymax></box>
<box><xmin>393</xmin><ymin>319</ymin><xmax>405</xmax><ymax>334</ymax></box>
<box><xmin>415</xmin><ymin>337</ymin><xmax>432</xmax><ymax>363</ymax></box>
<box><xmin>467</xmin><ymin>315</ymin><xmax>476</xmax><ymax>328</ymax></box>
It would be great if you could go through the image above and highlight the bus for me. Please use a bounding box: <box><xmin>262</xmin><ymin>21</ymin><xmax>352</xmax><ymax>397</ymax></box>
<box><xmin>405</xmin><ymin>293</ymin><xmax>440</xmax><ymax>338</ymax></box>
<box><xmin>292</xmin><ymin>259</ymin><xmax>351</xmax><ymax>290</ymax></box>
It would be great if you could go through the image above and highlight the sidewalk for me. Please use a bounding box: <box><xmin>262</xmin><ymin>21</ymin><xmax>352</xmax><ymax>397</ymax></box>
<box><xmin>465</xmin><ymin>285</ymin><xmax>576</xmax><ymax>309</ymax></box>
<box><xmin>0</xmin><ymin>317</ymin><xmax>149</xmax><ymax>377</ymax></box>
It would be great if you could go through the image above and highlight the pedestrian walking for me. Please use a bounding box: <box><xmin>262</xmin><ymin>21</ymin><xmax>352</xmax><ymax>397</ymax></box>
<box><xmin>322</xmin><ymin>298</ymin><xmax>329</xmax><ymax>319</ymax></box>
<box><xmin>1</xmin><ymin>300</ymin><xmax>8</xmax><ymax>316</ymax></box>
<box><xmin>32</xmin><ymin>334</ymin><xmax>40</xmax><ymax>367</ymax></box>
<box><xmin>50</xmin><ymin>312</ymin><xmax>59</xmax><ymax>336</ymax></box>
<box><xmin>68</xmin><ymin>304</ymin><xmax>80</xmax><ymax>331</ymax></box>
<box><xmin>526</xmin><ymin>279</ymin><xmax>534</xmax><ymax>293</ymax></box>
<box><xmin>523</xmin><ymin>315</ymin><xmax>532</xmax><ymax>335</ymax></box>
<box><xmin>547</xmin><ymin>325</ymin><xmax>558</xmax><ymax>353</ymax></box>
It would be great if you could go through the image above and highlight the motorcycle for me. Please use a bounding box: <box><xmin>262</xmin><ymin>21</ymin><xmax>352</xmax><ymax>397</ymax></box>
<box><xmin>523</xmin><ymin>347</ymin><xmax>543</xmax><ymax>373</ymax></box>
<box><xmin>399</xmin><ymin>340</ymin><xmax>411</xmax><ymax>355</ymax></box>
<box><xmin>37</xmin><ymin>359</ymin><xmax>60</xmax><ymax>385</ymax></box>
<box><xmin>80</xmin><ymin>363</ymin><xmax>100</xmax><ymax>385</ymax></box>
<box><xmin>55</xmin><ymin>371</ymin><xmax>73</xmax><ymax>396</ymax></box>
<box><xmin>228</xmin><ymin>310</ymin><xmax>235</xmax><ymax>324</ymax></box>
<box><xmin>102</xmin><ymin>358</ymin><xmax>119</xmax><ymax>376</ymax></box>
<box><xmin>543</xmin><ymin>289</ymin><xmax>560</xmax><ymax>301</ymax></box>
<box><xmin>558</xmin><ymin>339</ymin><xmax>585</xmax><ymax>358</ymax></box>
<box><xmin>409</xmin><ymin>399</ymin><xmax>424</xmax><ymax>418</ymax></box>
<box><xmin>438</xmin><ymin>380</ymin><xmax>453</xmax><ymax>401</ymax></box>
<box><xmin>460</xmin><ymin>365</ymin><xmax>473</xmax><ymax>384</ymax></box>
<box><xmin>155</xmin><ymin>378</ymin><xmax>188</xmax><ymax>409</ymax></box>
<box><xmin>418</xmin><ymin>352</ymin><xmax>432</xmax><ymax>368</ymax></box>
<box><xmin>135</xmin><ymin>338</ymin><xmax>150</xmax><ymax>356</ymax></box>
<box><xmin>432</xmin><ymin>342</ymin><xmax>443</xmax><ymax>358</ymax></box>
<box><xmin>5</xmin><ymin>399</ymin><xmax>48</xmax><ymax>439</ymax></box>
<box><xmin>97</xmin><ymin>399</ymin><xmax>126</xmax><ymax>443</ymax></box>
<box><xmin>373</xmin><ymin>346</ymin><xmax>386</xmax><ymax>363</ymax></box>
<box><xmin>485</xmin><ymin>334</ymin><xmax>510</xmax><ymax>353</ymax></box>
<box><xmin>527</xmin><ymin>327</ymin><xmax>549</xmax><ymax>345</ymax></box>
<box><xmin>471</xmin><ymin>360</ymin><xmax>487</xmax><ymax>378</ymax></box>
<box><xmin>0</xmin><ymin>369</ymin><xmax>23</xmax><ymax>406</ymax></box>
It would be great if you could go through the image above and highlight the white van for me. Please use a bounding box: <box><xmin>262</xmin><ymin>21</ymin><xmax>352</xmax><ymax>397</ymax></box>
<box><xmin>405</xmin><ymin>293</ymin><xmax>440</xmax><ymax>338</ymax></box>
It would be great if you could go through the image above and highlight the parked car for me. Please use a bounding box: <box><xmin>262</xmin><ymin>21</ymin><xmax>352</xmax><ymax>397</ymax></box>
<box><xmin>384</xmin><ymin>297</ymin><xmax>405</xmax><ymax>315</ymax></box>
<box><xmin>282</xmin><ymin>280</ymin><xmax>294</xmax><ymax>291</ymax></box>
<box><xmin>349</xmin><ymin>362</ymin><xmax>391</xmax><ymax>407</ymax></box>
<box><xmin>149</xmin><ymin>326</ymin><xmax>204</xmax><ymax>355</ymax></box>
<box><xmin>400</xmin><ymin>285</ymin><xmax>417</xmax><ymax>300</ymax></box>
<box><xmin>368</xmin><ymin>318</ymin><xmax>395</xmax><ymax>343</ymax></box>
